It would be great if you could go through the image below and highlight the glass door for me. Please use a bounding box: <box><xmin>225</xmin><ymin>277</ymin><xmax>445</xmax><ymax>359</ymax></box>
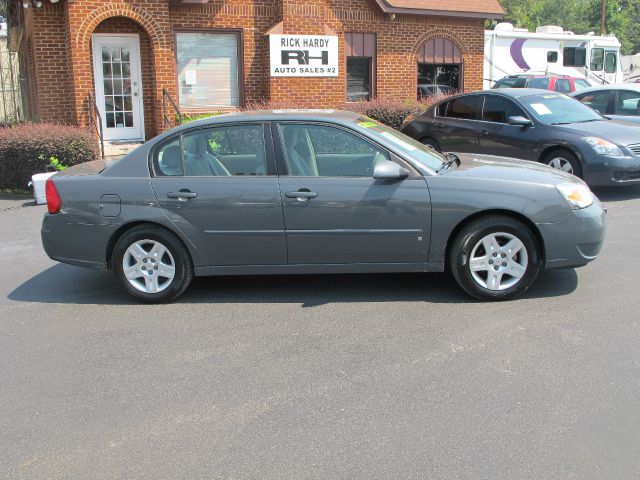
<box><xmin>92</xmin><ymin>34</ymin><xmax>144</xmax><ymax>141</ymax></box>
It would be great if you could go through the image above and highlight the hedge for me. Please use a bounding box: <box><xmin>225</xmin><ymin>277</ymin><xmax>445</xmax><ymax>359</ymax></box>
<box><xmin>244</xmin><ymin>95</ymin><xmax>452</xmax><ymax>131</ymax></box>
<box><xmin>0</xmin><ymin>123</ymin><xmax>100</xmax><ymax>190</ymax></box>
<box><xmin>179</xmin><ymin>95</ymin><xmax>452</xmax><ymax>131</ymax></box>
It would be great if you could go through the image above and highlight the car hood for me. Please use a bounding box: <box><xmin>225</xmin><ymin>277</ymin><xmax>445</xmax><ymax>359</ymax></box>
<box><xmin>554</xmin><ymin>120</ymin><xmax>640</xmax><ymax>145</ymax></box>
<box><xmin>446</xmin><ymin>153</ymin><xmax>581</xmax><ymax>185</ymax></box>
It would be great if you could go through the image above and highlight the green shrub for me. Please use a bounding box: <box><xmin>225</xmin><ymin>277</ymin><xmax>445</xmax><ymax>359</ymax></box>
<box><xmin>243</xmin><ymin>96</ymin><xmax>452</xmax><ymax>131</ymax></box>
<box><xmin>0</xmin><ymin>123</ymin><xmax>100</xmax><ymax>190</ymax></box>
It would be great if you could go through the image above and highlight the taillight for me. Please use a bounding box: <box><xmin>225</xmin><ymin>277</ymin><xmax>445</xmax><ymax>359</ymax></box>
<box><xmin>45</xmin><ymin>178</ymin><xmax>62</xmax><ymax>214</ymax></box>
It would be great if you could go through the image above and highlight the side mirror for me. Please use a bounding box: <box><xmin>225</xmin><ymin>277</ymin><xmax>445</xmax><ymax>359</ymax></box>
<box><xmin>507</xmin><ymin>116</ymin><xmax>533</xmax><ymax>127</ymax></box>
<box><xmin>373</xmin><ymin>160</ymin><xmax>410</xmax><ymax>180</ymax></box>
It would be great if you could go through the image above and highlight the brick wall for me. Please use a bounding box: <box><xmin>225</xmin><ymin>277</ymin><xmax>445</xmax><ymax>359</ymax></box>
<box><xmin>23</xmin><ymin>2</ymin><xmax>74</xmax><ymax>123</ymax></box>
<box><xmin>23</xmin><ymin>0</ymin><xmax>487</xmax><ymax>138</ymax></box>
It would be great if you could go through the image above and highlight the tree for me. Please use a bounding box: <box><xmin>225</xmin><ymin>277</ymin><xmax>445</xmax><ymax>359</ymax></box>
<box><xmin>498</xmin><ymin>0</ymin><xmax>640</xmax><ymax>54</ymax></box>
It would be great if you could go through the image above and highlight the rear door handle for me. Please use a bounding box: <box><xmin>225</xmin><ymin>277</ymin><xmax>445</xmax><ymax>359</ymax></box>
<box><xmin>434</xmin><ymin>122</ymin><xmax>444</xmax><ymax>128</ymax></box>
<box><xmin>167</xmin><ymin>190</ymin><xmax>197</xmax><ymax>200</ymax></box>
<box><xmin>285</xmin><ymin>190</ymin><xmax>318</xmax><ymax>200</ymax></box>
<box><xmin>480</xmin><ymin>130</ymin><xmax>489</xmax><ymax>136</ymax></box>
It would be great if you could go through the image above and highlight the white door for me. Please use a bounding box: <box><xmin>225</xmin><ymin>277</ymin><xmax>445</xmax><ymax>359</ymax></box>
<box><xmin>92</xmin><ymin>34</ymin><xmax>144</xmax><ymax>141</ymax></box>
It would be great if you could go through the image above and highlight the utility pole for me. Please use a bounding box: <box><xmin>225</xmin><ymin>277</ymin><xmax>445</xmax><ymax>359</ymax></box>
<box><xmin>601</xmin><ymin>0</ymin><xmax>607</xmax><ymax>35</ymax></box>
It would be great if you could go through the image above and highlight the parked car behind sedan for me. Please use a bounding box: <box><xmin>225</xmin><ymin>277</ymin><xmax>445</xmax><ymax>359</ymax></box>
<box><xmin>401</xmin><ymin>88</ymin><xmax>640</xmax><ymax>186</ymax></box>
<box><xmin>42</xmin><ymin>110</ymin><xmax>605</xmax><ymax>303</ymax></box>
<box><xmin>493</xmin><ymin>74</ymin><xmax>592</xmax><ymax>93</ymax></box>
<box><xmin>570</xmin><ymin>83</ymin><xmax>640</xmax><ymax>124</ymax></box>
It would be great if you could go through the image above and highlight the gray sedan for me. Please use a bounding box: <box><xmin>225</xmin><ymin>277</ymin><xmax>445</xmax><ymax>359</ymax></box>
<box><xmin>41</xmin><ymin>111</ymin><xmax>605</xmax><ymax>303</ymax></box>
<box><xmin>570</xmin><ymin>83</ymin><xmax>640</xmax><ymax>124</ymax></box>
<box><xmin>401</xmin><ymin>89</ymin><xmax>640</xmax><ymax>186</ymax></box>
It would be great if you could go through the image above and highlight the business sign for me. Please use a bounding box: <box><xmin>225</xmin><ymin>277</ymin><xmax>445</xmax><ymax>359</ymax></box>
<box><xmin>269</xmin><ymin>34</ymin><xmax>339</xmax><ymax>77</ymax></box>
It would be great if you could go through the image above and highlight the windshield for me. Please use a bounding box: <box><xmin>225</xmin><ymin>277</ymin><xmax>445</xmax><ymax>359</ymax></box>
<box><xmin>354</xmin><ymin>118</ymin><xmax>446</xmax><ymax>172</ymax></box>
<box><xmin>519</xmin><ymin>93</ymin><xmax>603</xmax><ymax>125</ymax></box>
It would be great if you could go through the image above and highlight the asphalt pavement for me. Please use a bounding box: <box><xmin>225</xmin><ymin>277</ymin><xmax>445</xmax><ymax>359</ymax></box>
<box><xmin>1</xmin><ymin>186</ymin><xmax>639</xmax><ymax>479</ymax></box>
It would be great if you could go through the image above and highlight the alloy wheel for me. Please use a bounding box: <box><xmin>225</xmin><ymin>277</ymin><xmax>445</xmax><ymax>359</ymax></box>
<box><xmin>468</xmin><ymin>232</ymin><xmax>529</xmax><ymax>291</ymax></box>
<box><xmin>547</xmin><ymin>156</ymin><xmax>574</xmax><ymax>174</ymax></box>
<box><xmin>122</xmin><ymin>239</ymin><xmax>176</xmax><ymax>294</ymax></box>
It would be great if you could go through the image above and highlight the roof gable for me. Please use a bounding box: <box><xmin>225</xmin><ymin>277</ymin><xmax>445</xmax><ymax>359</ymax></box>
<box><xmin>371</xmin><ymin>0</ymin><xmax>504</xmax><ymax>19</ymax></box>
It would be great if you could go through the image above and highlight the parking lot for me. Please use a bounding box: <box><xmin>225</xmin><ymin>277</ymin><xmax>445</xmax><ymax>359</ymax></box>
<box><xmin>1</xmin><ymin>186</ymin><xmax>639</xmax><ymax>479</ymax></box>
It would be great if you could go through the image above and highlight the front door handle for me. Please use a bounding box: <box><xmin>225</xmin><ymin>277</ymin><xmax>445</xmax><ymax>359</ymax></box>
<box><xmin>479</xmin><ymin>130</ymin><xmax>489</xmax><ymax>136</ymax></box>
<box><xmin>167</xmin><ymin>190</ymin><xmax>197</xmax><ymax>200</ymax></box>
<box><xmin>285</xmin><ymin>190</ymin><xmax>318</xmax><ymax>201</ymax></box>
<box><xmin>434</xmin><ymin>122</ymin><xmax>444</xmax><ymax>128</ymax></box>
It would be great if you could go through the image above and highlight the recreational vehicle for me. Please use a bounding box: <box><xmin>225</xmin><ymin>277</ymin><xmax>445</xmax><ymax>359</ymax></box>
<box><xmin>484</xmin><ymin>23</ymin><xmax>623</xmax><ymax>89</ymax></box>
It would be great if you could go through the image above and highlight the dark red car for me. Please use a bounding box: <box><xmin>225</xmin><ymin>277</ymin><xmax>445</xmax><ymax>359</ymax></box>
<box><xmin>493</xmin><ymin>75</ymin><xmax>592</xmax><ymax>94</ymax></box>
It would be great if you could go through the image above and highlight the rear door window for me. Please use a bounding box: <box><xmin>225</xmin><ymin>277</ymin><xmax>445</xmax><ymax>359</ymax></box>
<box><xmin>443</xmin><ymin>95</ymin><xmax>482</xmax><ymax>120</ymax></box>
<box><xmin>152</xmin><ymin>124</ymin><xmax>268</xmax><ymax>177</ymax></box>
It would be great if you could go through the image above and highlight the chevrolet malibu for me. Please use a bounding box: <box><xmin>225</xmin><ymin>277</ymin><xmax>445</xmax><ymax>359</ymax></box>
<box><xmin>41</xmin><ymin>111</ymin><xmax>605</xmax><ymax>303</ymax></box>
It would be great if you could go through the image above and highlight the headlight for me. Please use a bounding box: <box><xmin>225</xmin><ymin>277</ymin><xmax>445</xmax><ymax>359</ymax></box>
<box><xmin>556</xmin><ymin>182</ymin><xmax>595</xmax><ymax>209</ymax></box>
<box><xmin>583</xmin><ymin>137</ymin><xmax>624</xmax><ymax>157</ymax></box>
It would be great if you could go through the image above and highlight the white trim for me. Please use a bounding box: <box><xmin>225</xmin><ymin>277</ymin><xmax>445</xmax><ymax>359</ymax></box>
<box><xmin>91</xmin><ymin>33</ymin><xmax>145</xmax><ymax>141</ymax></box>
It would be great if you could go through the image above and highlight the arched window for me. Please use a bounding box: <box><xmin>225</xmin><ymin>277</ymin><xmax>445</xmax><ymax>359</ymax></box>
<box><xmin>417</xmin><ymin>37</ymin><xmax>463</xmax><ymax>99</ymax></box>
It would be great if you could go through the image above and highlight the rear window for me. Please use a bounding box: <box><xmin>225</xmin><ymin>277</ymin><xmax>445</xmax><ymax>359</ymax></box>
<box><xmin>493</xmin><ymin>77</ymin><xmax>528</xmax><ymax>89</ymax></box>
<box><xmin>527</xmin><ymin>78</ymin><xmax>550</xmax><ymax>90</ymax></box>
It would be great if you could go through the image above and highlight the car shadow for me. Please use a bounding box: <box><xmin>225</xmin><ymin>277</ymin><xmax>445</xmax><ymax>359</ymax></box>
<box><xmin>8</xmin><ymin>264</ymin><xmax>578</xmax><ymax>307</ymax></box>
<box><xmin>593</xmin><ymin>185</ymin><xmax>640</xmax><ymax>203</ymax></box>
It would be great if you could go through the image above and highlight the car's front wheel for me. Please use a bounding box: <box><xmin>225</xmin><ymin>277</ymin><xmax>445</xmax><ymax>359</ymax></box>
<box><xmin>449</xmin><ymin>215</ymin><xmax>541</xmax><ymax>301</ymax></box>
<box><xmin>112</xmin><ymin>225</ymin><xmax>193</xmax><ymax>303</ymax></box>
<box><xmin>543</xmin><ymin>149</ymin><xmax>582</xmax><ymax>178</ymax></box>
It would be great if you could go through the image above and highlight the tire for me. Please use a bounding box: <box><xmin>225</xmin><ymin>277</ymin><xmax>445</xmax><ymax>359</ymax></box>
<box><xmin>421</xmin><ymin>137</ymin><xmax>441</xmax><ymax>152</ymax></box>
<box><xmin>543</xmin><ymin>149</ymin><xmax>582</xmax><ymax>178</ymax></box>
<box><xmin>449</xmin><ymin>215</ymin><xmax>541</xmax><ymax>301</ymax></box>
<box><xmin>112</xmin><ymin>225</ymin><xmax>193</xmax><ymax>303</ymax></box>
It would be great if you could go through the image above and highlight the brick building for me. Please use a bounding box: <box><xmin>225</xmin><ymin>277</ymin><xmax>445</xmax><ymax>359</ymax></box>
<box><xmin>14</xmin><ymin>0</ymin><xmax>502</xmax><ymax>143</ymax></box>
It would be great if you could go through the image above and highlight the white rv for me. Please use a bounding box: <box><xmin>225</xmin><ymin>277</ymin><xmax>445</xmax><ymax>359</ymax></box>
<box><xmin>484</xmin><ymin>23</ymin><xmax>623</xmax><ymax>89</ymax></box>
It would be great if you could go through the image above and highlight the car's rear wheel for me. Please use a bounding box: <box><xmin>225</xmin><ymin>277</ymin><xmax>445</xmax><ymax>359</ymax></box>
<box><xmin>112</xmin><ymin>225</ymin><xmax>193</xmax><ymax>303</ymax></box>
<box><xmin>543</xmin><ymin>149</ymin><xmax>582</xmax><ymax>178</ymax></box>
<box><xmin>449</xmin><ymin>215</ymin><xmax>541</xmax><ymax>301</ymax></box>
<box><xmin>421</xmin><ymin>137</ymin><xmax>441</xmax><ymax>152</ymax></box>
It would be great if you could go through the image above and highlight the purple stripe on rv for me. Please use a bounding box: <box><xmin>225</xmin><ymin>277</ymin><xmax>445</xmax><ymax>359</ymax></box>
<box><xmin>510</xmin><ymin>38</ymin><xmax>530</xmax><ymax>70</ymax></box>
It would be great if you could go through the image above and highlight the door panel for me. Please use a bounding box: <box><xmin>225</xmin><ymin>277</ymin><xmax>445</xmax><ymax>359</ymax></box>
<box><xmin>92</xmin><ymin>35</ymin><xmax>144</xmax><ymax>141</ymax></box>
<box><xmin>150</xmin><ymin>123</ymin><xmax>286</xmax><ymax>267</ymax></box>
<box><xmin>477</xmin><ymin>95</ymin><xmax>538</xmax><ymax>159</ymax></box>
<box><xmin>274</xmin><ymin>122</ymin><xmax>431</xmax><ymax>265</ymax></box>
<box><xmin>278</xmin><ymin>177</ymin><xmax>430</xmax><ymax>264</ymax></box>
<box><xmin>151</xmin><ymin>177</ymin><xmax>286</xmax><ymax>266</ymax></box>
<box><xmin>432</xmin><ymin>95</ymin><xmax>482</xmax><ymax>153</ymax></box>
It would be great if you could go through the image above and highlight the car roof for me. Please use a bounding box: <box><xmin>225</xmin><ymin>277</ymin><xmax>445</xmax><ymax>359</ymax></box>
<box><xmin>184</xmin><ymin>109</ymin><xmax>363</xmax><ymax>128</ymax></box>
<box><xmin>460</xmin><ymin>88</ymin><xmax>557</xmax><ymax>99</ymax></box>
<box><xmin>569</xmin><ymin>83</ymin><xmax>640</xmax><ymax>95</ymax></box>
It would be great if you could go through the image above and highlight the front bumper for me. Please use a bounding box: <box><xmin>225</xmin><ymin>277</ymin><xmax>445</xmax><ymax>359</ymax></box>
<box><xmin>583</xmin><ymin>154</ymin><xmax>640</xmax><ymax>186</ymax></box>
<box><xmin>537</xmin><ymin>201</ymin><xmax>606</xmax><ymax>269</ymax></box>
